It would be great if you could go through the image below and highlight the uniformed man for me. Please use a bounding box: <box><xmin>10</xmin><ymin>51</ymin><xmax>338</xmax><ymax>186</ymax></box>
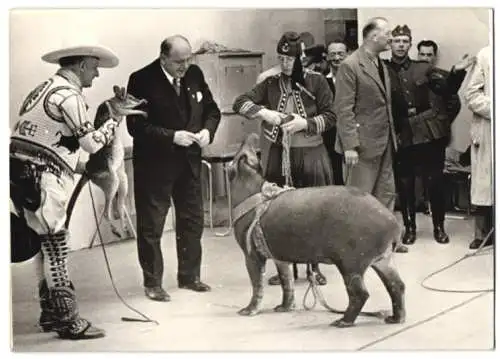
<box><xmin>417</xmin><ymin>39</ymin><xmax>439</xmax><ymax>66</ymax></box>
<box><xmin>385</xmin><ymin>25</ymin><xmax>468</xmax><ymax>245</ymax></box>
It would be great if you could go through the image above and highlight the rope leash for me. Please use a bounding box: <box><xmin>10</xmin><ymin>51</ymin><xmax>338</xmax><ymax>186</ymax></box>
<box><xmin>87</xmin><ymin>181</ymin><xmax>159</xmax><ymax>325</ymax></box>
<box><xmin>302</xmin><ymin>264</ymin><xmax>388</xmax><ymax>318</ymax></box>
<box><xmin>281</xmin><ymin>127</ymin><xmax>293</xmax><ymax>187</ymax></box>
<box><xmin>420</xmin><ymin>227</ymin><xmax>494</xmax><ymax>293</ymax></box>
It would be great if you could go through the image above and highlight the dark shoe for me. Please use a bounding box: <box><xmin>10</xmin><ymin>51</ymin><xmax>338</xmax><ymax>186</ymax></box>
<box><xmin>393</xmin><ymin>243</ymin><xmax>409</xmax><ymax>253</ymax></box>
<box><xmin>56</xmin><ymin>318</ymin><xmax>105</xmax><ymax>340</ymax></box>
<box><xmin>179</xmin><ymin>280</ymin><xmax>211</xmax><ymax>292</ymax></box>
<box><xmin>144</xmin><ymin>286</ymin><xmax>171</xmax><ymax>301</ymax></box>
<box><xmin>315</xmin><ymin>272</ymin><xmax>327</xmax><ymax>286</ymax></box>
<box><xmin>268</xmin><ymin>274</ymin><xmax>281</xmax><ymax>286</ymax></box>
<box><xmin>434</xmin><ymin>227</ymin><xmax>450</xmax><ymax>244</ymax></box>
<box><xmin>402</xmin><ymin>227</ymin><xmax>417</xmax><ymax>245</ymax></box>
<box><xmin>469</xmin><ymin>236</ymin><xmax>494</xmax><ymax>250</ymax></box>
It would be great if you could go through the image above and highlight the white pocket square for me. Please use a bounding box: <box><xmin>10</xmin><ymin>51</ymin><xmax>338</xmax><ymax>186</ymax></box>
<box><xmin>196</xmin><ymin>91</ymin><xmax>203</xmax><ymax>103</ymax></box>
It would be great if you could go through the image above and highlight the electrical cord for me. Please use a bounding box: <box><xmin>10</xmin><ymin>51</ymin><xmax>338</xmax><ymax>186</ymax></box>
<box><xmin>87</xmin><ymin>182</ymin><xmax>159</xmax><ymax>325</ymax></box>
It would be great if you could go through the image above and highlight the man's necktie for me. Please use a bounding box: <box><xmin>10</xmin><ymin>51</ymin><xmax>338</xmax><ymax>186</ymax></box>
<box><xmin>377</xmin><ymin>58</ymin><xmax>386</xmax><ymax>89</ymax></box>
<box><xmin>173</xmin><ymin>78</ymin><xmax>181</xmax><ymax>96</ymax></box>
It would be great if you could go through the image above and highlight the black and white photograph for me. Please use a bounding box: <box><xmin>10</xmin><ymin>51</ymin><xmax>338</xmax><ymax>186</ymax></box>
<box><xmin>5</xmin><ymin>1</ymin><xmax>496</xmax><ymax>352</ymax></box>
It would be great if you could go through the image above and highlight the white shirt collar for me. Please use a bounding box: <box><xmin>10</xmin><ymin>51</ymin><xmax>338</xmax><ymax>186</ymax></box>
<box><xmin>160</xmin><ymin>64</ymin><xmax>176</xmax><ymax>85</ymax></box>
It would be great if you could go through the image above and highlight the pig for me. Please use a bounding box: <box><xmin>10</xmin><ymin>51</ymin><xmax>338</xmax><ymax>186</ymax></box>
<box><xmin>227</xmin><ymin>133</ymin><xmax>406</xmax><ymax>328</ymax></box>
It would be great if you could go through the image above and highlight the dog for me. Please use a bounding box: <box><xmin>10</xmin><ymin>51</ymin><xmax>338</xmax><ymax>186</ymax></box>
<box><xmin>66</xmin><ymin>86</ymin><xmax>147</xmax><ymax>240</ymax></box>
<box><xmin>227</xmin><ymin>133</ymin><xmax>406</xmax><ymax>328</ymax></box>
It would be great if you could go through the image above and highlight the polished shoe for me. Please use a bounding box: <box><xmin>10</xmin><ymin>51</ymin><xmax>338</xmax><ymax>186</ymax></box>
<box><xmin>402</xmin><ymin>227</ymin><xmax>417</xmax><ymax>245</ymax></box>
<box><xmin>144</xmin><ymin>286</ymin><xmax>171</xmax><ymax>302</ymax></box>
<box><xmin>434</xmin><ymin>227</ymin><xmax>450</xmax><ymax>244</ymax></box>
<box><xmin>56</xmin><ymin>319</ymin><xmax>106</xmax><ymax>340</ymax></box>
<box><xmin>179</xmin><ymin>280</ymin><xmax>211</xmax><ymax>292</ymax></box>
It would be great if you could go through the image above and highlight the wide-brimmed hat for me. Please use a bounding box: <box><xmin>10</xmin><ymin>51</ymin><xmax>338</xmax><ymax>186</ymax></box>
<box><xmin>41</xmin><ymin>44</ymin><xmax>119</xmax><ymax>68</ymax></box>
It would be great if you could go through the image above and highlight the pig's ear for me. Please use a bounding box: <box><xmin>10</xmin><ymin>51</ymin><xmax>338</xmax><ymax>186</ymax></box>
<box><xmin>237</xmin><ymin>153</ymin><xmax>248</xmax><ymax>168</ymax></box>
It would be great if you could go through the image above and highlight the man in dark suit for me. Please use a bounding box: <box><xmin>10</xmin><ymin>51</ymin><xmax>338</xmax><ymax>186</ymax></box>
<box><xmin>334</xmin><ymin>17</ymin><xmax>408</xmax><ymax>253</ymax></box>
<box><xmin>323</xmin><ymin>40</ymin><xmax>348</xmax><ymax>185</ymax></box>
<box><xmin>126</xmin><ymin>35</ymin><xmax>221</xmax><ymax>301</ymax></box>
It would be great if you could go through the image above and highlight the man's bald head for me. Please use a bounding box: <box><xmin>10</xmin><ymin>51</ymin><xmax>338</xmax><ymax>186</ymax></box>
<box><xmin>160</xmin><ymin>35</ymin><xmax>193</xmax><ymax>79</ymax></box>
<box><xmin>160</xmin><ymin>35</ymin><xmax>191</xmax><ymax>57</ymax></box>
<box><xmin>362</xmin><ymin>17</ymin><xmax>392</xmax><ymax>53</ymax></box>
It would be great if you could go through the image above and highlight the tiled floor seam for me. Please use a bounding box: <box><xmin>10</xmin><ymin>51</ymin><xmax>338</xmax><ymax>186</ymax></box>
<box><xmin>356</xmin><ymin>291</ymin><xmax>491</xmax><ymax>351</ymax></box>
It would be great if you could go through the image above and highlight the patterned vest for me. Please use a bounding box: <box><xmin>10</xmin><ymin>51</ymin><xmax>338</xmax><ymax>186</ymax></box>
<box><xmin>10</xmin><ymin>73</ymin><xmax>87</xmax><ymax>176</ymax></box>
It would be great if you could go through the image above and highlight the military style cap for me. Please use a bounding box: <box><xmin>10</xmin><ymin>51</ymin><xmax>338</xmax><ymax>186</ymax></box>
<box><xmin>277</xmin><ymin>31</ymin><xmax>302</xmax><ymax>57</ymax></box>
<box><xmin>392</xmin><ymin>25</ymin><xmax>412</xmax><ymax>39</ymax></box>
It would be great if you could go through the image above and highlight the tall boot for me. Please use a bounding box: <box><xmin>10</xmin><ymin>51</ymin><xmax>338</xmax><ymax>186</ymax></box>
<box><xmin>428</xmin><ymin>172</ymin><xmax>449</xmax><ymax>244</ymax></box>
<box><xmin>398</xmin><ymin>176</ymin><xmax>417</xmax><ymax>245</ymax></box>
<box><xmin>40</xmin><ymin>230</ymin><xmax>106</xmax><ymax>340</ymax></box>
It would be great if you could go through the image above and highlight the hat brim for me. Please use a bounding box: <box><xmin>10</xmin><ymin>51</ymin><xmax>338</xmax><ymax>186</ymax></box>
<box><xmin>41</xmin><ymin>45</ymin><xmax>119</xmax><ymax>68</ymax></box>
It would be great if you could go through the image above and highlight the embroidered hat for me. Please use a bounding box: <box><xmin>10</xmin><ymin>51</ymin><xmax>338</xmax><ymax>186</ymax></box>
<box><xmin>276</xmin><ymin>31</ymin><xmax>303</xmax><ymax>57</ymax></box>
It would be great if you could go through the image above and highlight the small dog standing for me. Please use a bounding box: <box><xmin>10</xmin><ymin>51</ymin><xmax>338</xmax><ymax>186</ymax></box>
<box><xmin>66</xmin><ymin>86</ymin><xmax>147</xmax><ymax>240</ymax></box>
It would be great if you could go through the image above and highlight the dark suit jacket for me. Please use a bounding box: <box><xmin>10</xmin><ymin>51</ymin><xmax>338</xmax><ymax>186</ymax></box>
<box><xmin>334</xmin><ymin>47</ymin><xmax>397</xmax><ymax>159</ymax></box>
<box><xmin>322</xmin><ymin>76</ymin><xmax>337</xmax><ymax>148</ymax></box>
<box><xmin>126</xmin><ymin>60</ymin><xmax>221</xmax><ymax>177</ymax></box>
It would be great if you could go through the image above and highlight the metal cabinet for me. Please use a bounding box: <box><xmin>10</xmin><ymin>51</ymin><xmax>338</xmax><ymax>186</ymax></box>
<box><xmin>193</xmin><ymin>51</ymin><xmax>264</xmax><ymax>158</ymax></box>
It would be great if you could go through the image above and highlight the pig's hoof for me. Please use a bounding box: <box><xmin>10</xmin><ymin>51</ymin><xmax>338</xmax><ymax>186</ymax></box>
<box><xmin>384</xmin><ymin>315</ymin><xmax>405</xmax><ymax>324</ymax></box>
<box><xmin>274</xmin><ymin>303</ymin><xmax>295</xmax><ymax>312</ymax></box>
<box><xmin>330</xmin><ymin>319</ymin><xmax>355</xmax><ymax>328</ymax></box>
<box><xmin>238</xmin><ymin>307</ymin><xmax>259</xmax><ymax>316</ymax></box>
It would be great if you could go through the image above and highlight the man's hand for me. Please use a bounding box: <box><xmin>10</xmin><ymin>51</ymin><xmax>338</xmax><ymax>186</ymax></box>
<box><xmin>257</xmin><ymin>108</ymin><xmax>284</xmax><ymax>126</ymax></box>
<box><xmin>344</xmin><ymin>149</ymin><xmax>359</xmax><ymax>166</ymax></box>
<box><xmin>281</xmin><ymin>114</ymin><xmax>308</xmax><ymax>134</ymax></box>
<box><xmin>195</xmin><ymin>129</ymin><xmax>210</xmax><ymax>148</ymax></box>
<box><xmin>173</xmin><ymin>130</ymin><xmax>197</xmax><ymax>147</ymax></box>
<box><xmin>453</xmin><ymin>54</ymin><xmax>476</xmax><ymax>72</ymax></box>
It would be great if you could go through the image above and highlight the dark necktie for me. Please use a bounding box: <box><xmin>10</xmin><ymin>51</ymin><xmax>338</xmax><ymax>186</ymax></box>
<box><xmin>377</xmin><ymin>58</ymin><xmax>386</xmax><ymax>89</ymax></box>
<box><xmin>173</xmin><ymin>78</ymin><xmax>181</xmax><ymax>96</ymax></box>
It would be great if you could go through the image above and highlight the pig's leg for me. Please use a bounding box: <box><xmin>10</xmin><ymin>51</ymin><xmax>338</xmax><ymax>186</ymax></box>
<box><xmin>273</xmin><ymin>260</ymin><xmax>295</xmax><ymax>312</ymax></box>
<box><xmin>331</xmin><ymin>271</ymin><xmax>369</xmax><ymax>328</ymax></box>
<box><xmin>371</xmin><ymin>256</ymin><xmax>406</xmax><ymax>324</ymax></box>
<box><xmin>238</xmin><ymin>254</ymin><xmax>266</xmax><ymax>316</ymax></box>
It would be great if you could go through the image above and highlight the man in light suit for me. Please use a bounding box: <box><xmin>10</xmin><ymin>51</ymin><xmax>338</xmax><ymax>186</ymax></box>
<box><xmin>464</xmin><ymin>45</ymin><xmax>494</xmax><ymax>250</ymax></box>
<box><xmin>334</xmin><ymin>17</ymin><xmax>408</xmax><ymax>253</ymax></box>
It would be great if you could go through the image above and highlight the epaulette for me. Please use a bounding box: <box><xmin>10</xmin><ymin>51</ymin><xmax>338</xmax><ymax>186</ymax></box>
<box><xmin>304</xmin><ymin>68</ymin><xmax>321</xmax><ymax>77</ymax></box>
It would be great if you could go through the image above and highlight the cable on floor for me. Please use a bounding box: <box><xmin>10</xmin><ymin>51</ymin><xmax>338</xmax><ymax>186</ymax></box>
<box><xmin>420</xmin><ymin>228</ymin><xmax>494</xmax><ymax>293</ymax></box>
<box><xmin>88</xmin><ymin>182</ymin><xmax>159</xmax><ymax>325</ymax></box>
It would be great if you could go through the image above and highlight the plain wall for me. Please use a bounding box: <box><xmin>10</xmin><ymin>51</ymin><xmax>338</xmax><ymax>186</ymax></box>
<box><xmin>9</xmin><ymin>8</ymin><xmax>325</xmax><ymax>251</ymax></box>
<box><xmin>357</xmin><ymin>7</ymin><xmax>491</xmax><ymax>151</ymax></box>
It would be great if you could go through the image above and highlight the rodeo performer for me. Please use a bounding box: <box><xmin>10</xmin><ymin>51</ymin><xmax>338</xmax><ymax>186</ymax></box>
<box><xmin>10</xmin><ymin>43</ymin><xmax>121</xmax><ymax>340</ymax></box>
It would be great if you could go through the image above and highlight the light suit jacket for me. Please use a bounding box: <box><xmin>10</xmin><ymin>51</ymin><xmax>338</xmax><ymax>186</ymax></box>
<box><xmin>334</xmin><ymin>47</ymin><xmax>397</xmax><ymax>158</ymax></box>
<box><xmin>464</xmin><ymin>45</ymin><xmax>493</xmax><ymax>206</ymax></box>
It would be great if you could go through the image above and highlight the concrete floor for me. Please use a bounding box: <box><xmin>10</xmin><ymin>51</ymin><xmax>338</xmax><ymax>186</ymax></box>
<box><xmin>10</xmin><ymin>213</ymin><xmax>495</xmax><ymax>352</ymax></box>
